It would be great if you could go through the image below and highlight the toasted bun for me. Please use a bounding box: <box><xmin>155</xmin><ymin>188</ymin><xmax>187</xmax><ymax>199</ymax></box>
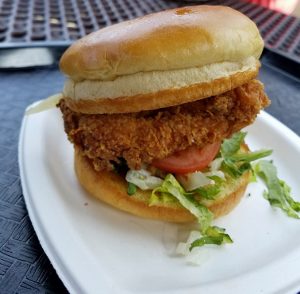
<box><xmin>60</xmin><ymin>5</ymin><xmax>263</xmax><ymax>114</ymax></box>
<box><xmin>63</xmin><ymin>66</ymin><xmax>259</xmax><ymax>114</ymax></box>
<box><xmin>75</xmin><ymin>147</ymin><xmax>251</xmax><ymax>223</ymax></box>
<box><xmin>60</xmin><ymin>6</ymin><xmax>263</xmax><ymax>81</ymax></box>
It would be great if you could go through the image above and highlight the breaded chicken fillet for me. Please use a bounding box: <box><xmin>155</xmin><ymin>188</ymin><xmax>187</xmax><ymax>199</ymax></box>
<box><xmin>59</xmin><ymin>80</ymin><xmax>269</xmax><ymax>172</ymax></box>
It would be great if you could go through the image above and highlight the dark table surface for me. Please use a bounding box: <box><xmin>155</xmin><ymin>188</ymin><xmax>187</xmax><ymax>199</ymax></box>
<box><xmin>0</xmin><ymin>51</ymin><xmax>300</xmax><ymax>293</ymax></box>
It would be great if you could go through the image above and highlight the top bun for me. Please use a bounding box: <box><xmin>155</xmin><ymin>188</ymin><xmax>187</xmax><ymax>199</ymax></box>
<box><xmin>60</xmin><ymin>5</ymin><xmax>263</xmax><ymax>81</ymax></box>
<box><xmin>60</xmin><ymin>5</ymin><xmax>264</xmax><ymax>114</ymax></box>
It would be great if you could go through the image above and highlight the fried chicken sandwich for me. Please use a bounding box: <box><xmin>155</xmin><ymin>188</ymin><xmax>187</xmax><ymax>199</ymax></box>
<box><xmin>58</xmin><ymin>5</ymin><xmax>270</xmax><ymax>229</ymax></box>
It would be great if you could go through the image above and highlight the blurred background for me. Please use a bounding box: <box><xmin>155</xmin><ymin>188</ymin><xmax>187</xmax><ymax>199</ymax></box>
<box><xmin>0</xmin><ymin>0</ymin><xmax>300</xmax><ymax>70</ymax></box>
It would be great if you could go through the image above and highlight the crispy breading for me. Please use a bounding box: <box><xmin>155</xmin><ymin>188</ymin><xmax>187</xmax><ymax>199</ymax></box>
<box><xmin>59</xmin><ymin>80</ymin><xmax>270</xmax><ymax>171</ymax></box>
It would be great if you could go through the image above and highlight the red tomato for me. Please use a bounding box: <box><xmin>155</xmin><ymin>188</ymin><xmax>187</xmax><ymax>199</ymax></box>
<box><xmin>152</xmin><ymin>142</ymin><xmax>221</xmax><ymax>174</ymax></box>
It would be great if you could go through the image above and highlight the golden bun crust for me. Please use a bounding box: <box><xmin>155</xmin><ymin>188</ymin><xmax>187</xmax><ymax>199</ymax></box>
<box><xmin>63</xmin><ymin>57</ymin><xmax>258</xmax><ymax>102</ymax></box>
<box><xmin>65</xmin><ymin>67</ymin><xmax>258</xmax><ymax>114</ymax></box>
<box><xmin>60</xmin><ymin>5</ymin><xmax>263</xmax><ymax>82</ymax></box>
<box><xmin>74</xmin><ymin>147</ymin><xmax>251</xmax><ymax>223</ymax></box>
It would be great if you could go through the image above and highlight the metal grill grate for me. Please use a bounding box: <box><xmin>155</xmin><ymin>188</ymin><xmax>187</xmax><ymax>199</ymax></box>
<box><xmin>0</xmin><ymin>0</ymin><xmax>177</xmax><ymax>45</ymax></box>
<box><xmin>216</xmin><ymin>0</ymin><xmax>300</xmax><ymax>63</ymax></box>
<box><xmin>0</xmin><ymin>0</ymin><xmax>300</xmax><ymax>63</ymax></box>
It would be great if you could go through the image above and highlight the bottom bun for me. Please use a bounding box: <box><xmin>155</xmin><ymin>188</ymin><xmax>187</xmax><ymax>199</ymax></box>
<box><xmin>74</xmin><ymin>147</ymin><xmax>250</xmax><ymax>223</ymax></box>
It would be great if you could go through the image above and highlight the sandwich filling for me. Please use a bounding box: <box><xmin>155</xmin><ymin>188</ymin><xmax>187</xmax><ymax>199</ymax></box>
<box><xmin>58</xmin><ymin>79</ymin><xmax>269</xmax><ymax>172</ymax></box>
<box><xmin>59</xmin><ymin>78</ymin><xmax>272</xmax><ymax>250</ymax></box>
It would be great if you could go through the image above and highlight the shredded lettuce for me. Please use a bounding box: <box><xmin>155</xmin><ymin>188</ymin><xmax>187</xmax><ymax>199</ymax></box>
<box><xmin>176</xmin><ymin>171</ymin><xmax>213</xmax><ymax>191</ymax></box>
<box><xmin>194</xmin><ymin>184</ymin><xmax>221</xmax><ymax>200</ymax></box>
<box><xmin>149</xmin><ymin>192</ymin><xmax>176</xmax><ymax>206</ymax></box>
<box><xmin>221</xmin><ymin>132</ymin><xmax>247</xmax><ymax>157</ymax></box>
<box><xmin>152</xmin><ymin>174</ymin><xmax>213</xmax><ymax>232</ymax></box>
<box><xmin>127</xmin><ymin>182</ymin><xmax>137</xmax><ymax>195</ymax></box>
<box><xmin>220</xmin><ymin>132</ymin><xmax>272</xmax><ymax>179</ymax></box>
<box><xmin>124</xmin><ymin>132</ymin><xmax>282</xmax><ymax>255</ymax></box>
<box><xmin>209</xmin><ymin>158</ymin><xmax>223</xmax><ymax>171</ymax></box>
<box><xmin>222</xmin><ymin>159</ymin><xmax>251</xmax><ymax>178</ymax></box>
<box><xmin>204</xmin><ymin>170</ymin><xmax>225</xmax><ymax>180</ymax></box>
<box><xmin>281</xmin><ymin>180</ymin><xmax>300</xmax><ymax>212</ymax></box>
<box><xmin>250</xmin><ymin>169</ymin><xmax>257</xmax><ymax>183</ymax></box>
<box><xmin>254</xmin><ymin>160</ymin><xmax>300</xmax><ymax>218</ymax></box>
<box><xmin>125</xmin><ymin>169</ymin><xmax>163</xmax><ymax>190</ymax></box>
<box><xmin>176</xmin><ymin>231</ymin><xmax>202</xmax><ymax>256</ymax></box>
<box><xmin>189</xmin><ymin>226</ymin><xmax>233</xmax><ymax>251</ymax></box>
<box><xmin>230</xmin><ymin>149</ymin><xmax>273</xmax><ymax>162</ymax></box>
<box><xmin>152</xmin><ymin>174</ymin><xmax>231</xmax><ymax>249</ymax></box>
<box><xmin>148</xmin><ymin>132</ymin><xmax>273</xmax><ymax>251</ymax></box>
<box><xmin>184</xmin><ymin>132</ymin><xmax>273</xmax><ymax>251</ymax></box>
<box><xmin>207</xmin><ymin>175</ymin><xmax>224</xmax><ymax>185</ymax></box>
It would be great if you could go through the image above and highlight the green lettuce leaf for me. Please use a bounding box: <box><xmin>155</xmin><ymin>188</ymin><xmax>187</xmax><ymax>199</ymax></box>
<box><xmin>149</xmin><ymin>133</ymin><xmax>275</xmax><ymax>252</ymax></box>
<box><xmin>152</xmin><ymin>175</ymin><xmax>232</xmax><ymax>250</ymax></box>
<box><xmin>152</xmin><ymin>174</ymin><xmax>213</xmax><ymax>232</ymax></box>
<box><xmin>220</xmin><ymin>132</ymin><xmax>272</xmax><ymax>179</ymax></box>
<box><xmin>280</xmin><ymin>180</ymin><xmax>300</xmax><ymax>212</ymax></box>
<box><xmin>250</xmin><ymin>169</ymin><xmax>257</xmax><ymax>183</ymax></box>
<box><xmin>222</xmin><ymin>159</ymin><xmax>251</xmax><ymax>178</ymax></box>
<box><xmin>149</xmin><ymin>192</ymin><xmax>176</xmax><ymax>205</ymax></box>
<box><xmin>194</xmin><ymin>184</ymin><xmax>221</xmax><ymax>200</ymax></box>
<box><xmin>127</xmin><ymin>182</ymin><xmax>137</xmax><ymax>195</ymax></box>
<box><xmin>221</xmin><ymin>132</ymin><xmax>247</xmax><ymax>157</ymax></box>
<box><xmin>189</xmin><ymin>226</ymin><xmax>233</xmax><ymax>251</ymax></box>
<box><xmin>254</xmin><ymin>160</ymin><xmax>300</xmax><ymax>219</ymax></box>
<box><xmin>230</xmin><ymin>149</ymin><xmax>273</xmax><ymax>162</ymax></box>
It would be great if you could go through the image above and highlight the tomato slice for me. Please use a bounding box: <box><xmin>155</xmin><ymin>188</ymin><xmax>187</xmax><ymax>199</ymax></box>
<box><xmin>152</xmin><ymin>142</ymin><xmax>221</xmax><ymax>174</ymax></box>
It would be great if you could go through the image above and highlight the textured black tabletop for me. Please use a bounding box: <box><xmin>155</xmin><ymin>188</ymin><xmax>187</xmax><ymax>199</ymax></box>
<box><xmin>0</xmin><ymin>54</ymin><xmax>299</xmax><ymax>293</ymax></box>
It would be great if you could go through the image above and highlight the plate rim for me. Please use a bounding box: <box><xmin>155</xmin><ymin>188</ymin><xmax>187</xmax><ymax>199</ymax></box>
<box><xmin>19</xmin><ymin>116</ymin><xmax>84</xmax><ymax>294</ymax></box>
<box><xmin>19</xmin><ymin>109</ymin><xmax>300</xmax><ymax>294</ymax></box>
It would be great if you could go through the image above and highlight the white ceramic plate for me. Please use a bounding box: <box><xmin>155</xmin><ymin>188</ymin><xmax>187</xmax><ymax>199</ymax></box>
<box><xmin>19</xmin><ymin>107</ymin><xmax>300</xmax><ymax>294</ymax></box>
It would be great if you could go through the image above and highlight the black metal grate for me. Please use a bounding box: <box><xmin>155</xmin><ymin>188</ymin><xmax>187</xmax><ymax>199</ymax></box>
<box><xmin>0</xmin><ymin>0</ymin><xmax>300</xmax><ymax>63</ymax></box>
<box><xmin>0</xmin><ymin>0</ymin><xmax>177</xmax><ymax>45</ymax></box>
<box><xmin>216</xmin><ymin>0</ymin><xmax>300</xmax><ymax>63</ymax></box>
